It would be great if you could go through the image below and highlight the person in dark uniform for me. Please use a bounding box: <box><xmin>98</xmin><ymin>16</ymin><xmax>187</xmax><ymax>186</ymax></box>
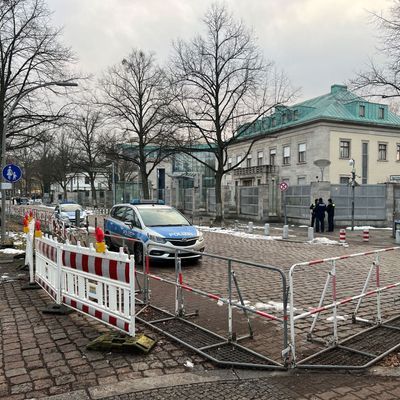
<box><xmin>327</xmin><ymin>198</ymin><xmax>335</xmax><ymax>232</ymax></box>
<box><xmin>315</xmin><ymin>198</ymin><xmax>327</xmax><ymax>233</ymax></box>
<box><xmin>310</xmin><ymin>198</ymin><xmax>318</xmax><ymax>228</ymax></box>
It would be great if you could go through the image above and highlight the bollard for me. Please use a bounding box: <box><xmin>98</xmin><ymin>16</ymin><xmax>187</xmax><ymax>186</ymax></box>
<box><xmin>282</xmin><ymin>225</ymin><xmax>289</xmax><ymax>239</ymax></box>
<box><xmin>308</xmin><ymin>227</ymin><xmax>314</xmax><ymax>241</ymax></box>
<box><xmin>234</xmin><ymin>220</ymin><xmax>239</xmax><ymax>231</ymax></box>
<box><xmin>248</xmin><ymin>221</ymin><xmax>253</xmax><ymax>234</ymax></box>
<box><xmin>396</xmin><ymin>230</ymin><xmax>400</xmax><ymax>245</ymax></box>
<box><xmin>363</xmin><ymin>229</ymin><xmax>369</xmax><ymax>242</ymax></box>
<box><xmin>339</xmin><ymin>229</ymin><xmax>346</xmax><ymax>243</ymax></box>
<box><xmin>264</xmin><ymin>223</ymin><xmax>270</xmax><ymax>236</ymax></box>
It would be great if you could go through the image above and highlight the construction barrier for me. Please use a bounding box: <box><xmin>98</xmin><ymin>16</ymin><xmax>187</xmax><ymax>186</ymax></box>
<box><xmin>289</xmin><ymin>247</ymin><xmax>400</xmax><ymax>367</ymax></box>
<box><xmin>339</xmin><ymin>229</ymin><xmax>346</xmax><ymax>243</ymax></box>
<box><xmin>32</xmin><ymin>233</ymin><xmax>136</xmax><ymax>336</ymax></box>
<box><xmin>363</xmin><ymin>229</ymin><xmax>370</xmax><ymax>242</ymax></box>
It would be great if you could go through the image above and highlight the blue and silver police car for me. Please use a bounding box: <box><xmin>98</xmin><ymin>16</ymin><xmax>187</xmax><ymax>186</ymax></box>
<box><xmin>104</xmin><ymin>200</ymin><xmax>205</xmax><ymax>264</ymax></box>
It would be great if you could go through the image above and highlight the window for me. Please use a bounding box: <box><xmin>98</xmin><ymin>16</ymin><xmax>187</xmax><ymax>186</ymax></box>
<box><xmin>85</xmin><ymin>177</ymin><xmax>90</xmax><ymax>185</ymax></box>
<box><xmin>283</xmin><ymin>146</ymin><xmax>290</xmax><ymax>165</ymax></box>
<box><xmin>269</xmin><ymin>148</ymin><xmax>276</xmax><ymax>165</ymax></box>
<box><xmin>359</xmin><ymin>105</ymin><xmax>366</xmax><ymax>117</ymax></box>
<box><xmin>340</xmin><ymin>176</ymin><xmax>350</xmax><ymax>184</ymax></box>
<box><xmin>293</xmin><ymin>110</ymin><xmax>299</xmax><ymax>120</ymax></box>
<box><xmin>297</xmin><ymin>176</ymin><xmax>306</xmax><ymax>185</ymax></box>
<box><xmin>378</xmin><ymin>143</ymin><xmax>387</xmax><ymax>161</ymax></box>
<box><xmin>397</xmin><ymin>145</ymin><xmax>400</xmax><ymax>161</ymax></box>
<box><xmin>246</xmin><ymin>154</ymin><xmax>252</xmax><ymax>167</ymax></box>
<box><xmin>227</xmin><ymin>157</ymin><xmax>232</xmax><ymax>169</ymax></box>
<box><xmin>378</xmin><ymin>107</ymin><xmax>385</xmax><ymax>119</ymax></box>
<box><xmin>340</xmin><ymin>140</ymin><xmax>350</xmax><ymax>159</ymax></box>
<box><xmin>236</xmin><ymin>155</ymin><xmax>242</xmax><ymax>165</ymax></box>
<box><xmin>282</xmin><ymin>113</ymin><xmax>287</xmax><ymax>124</ymax></box>
<box><xmin>257</xmin><ymin>151</ymin><xmax>263</xmax><ymax>166</ymax></box>
<box><xmin>271</xmin><ymin>117</ymin><xmax>276</xmax><ymax>127</ymax></box>
<box><xmin>298</xmin><ymin>143</ymin><xmax>306</xmax><ymax>163</ymax></box>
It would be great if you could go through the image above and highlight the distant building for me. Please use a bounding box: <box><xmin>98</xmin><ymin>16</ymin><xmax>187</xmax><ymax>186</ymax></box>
<box><xmin>226</xmin><ymin>84</ymin><xmax>400</xmax><ymax>186</ymax></box>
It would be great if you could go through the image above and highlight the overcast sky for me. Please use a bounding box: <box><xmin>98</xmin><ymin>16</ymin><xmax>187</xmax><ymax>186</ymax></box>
<box><xmin>49</xmin><ymin>0</ymin><xmax>392</xmax><ymax>101</ymax></box>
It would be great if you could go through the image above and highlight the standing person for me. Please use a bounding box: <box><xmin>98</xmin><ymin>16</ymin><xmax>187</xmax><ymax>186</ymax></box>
<box><xmin>327</xmin><ymin>198</ymin><xmax>335</xmax><ymax>232</ymax></box>
<box><xmin>315</xmin><ymin>198</ymin><xmax>327</xmax><ymax>233</ymax></box>
<box><xmin>310</xmin><ymin>198</ymin><xmax>318</xmax><ymax>228</ymax></box>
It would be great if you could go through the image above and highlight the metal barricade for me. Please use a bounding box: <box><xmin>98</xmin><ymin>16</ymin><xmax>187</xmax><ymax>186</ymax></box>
<box><xmin>289</xmin><ymin>247</ymin><xmax>400</xmax><ymax>368</ymax></box>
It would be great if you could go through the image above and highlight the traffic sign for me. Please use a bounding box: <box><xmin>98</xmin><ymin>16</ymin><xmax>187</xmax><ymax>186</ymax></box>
<box><xmin>2</xmin><ymin>164</ymin><xmax>22</xmax><ymax>183</ymax></box>
<box><xmin>279</xmin><ymin>181</ymin><xmax>289</xmax><ymax>192</ymax></box>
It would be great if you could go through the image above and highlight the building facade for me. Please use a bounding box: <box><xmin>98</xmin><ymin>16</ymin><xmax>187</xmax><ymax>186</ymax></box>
<box><xmin>225</xmin><ymin>84</ymin><xmax>400</xmax><ymax>186</ymax></box>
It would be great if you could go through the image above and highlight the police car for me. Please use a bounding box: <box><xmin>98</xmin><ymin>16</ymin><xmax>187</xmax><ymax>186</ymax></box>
<box><xmin>103</xmin><ymin>200</ymin><xmax>205</xmax><ymax>264</ymax></box>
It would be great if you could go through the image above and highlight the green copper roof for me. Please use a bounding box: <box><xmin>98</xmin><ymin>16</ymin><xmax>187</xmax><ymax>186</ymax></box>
<box><xmin>239</xmin><ymin>84</ymin><xmax>400</xmax><ymax>138</ymax></box>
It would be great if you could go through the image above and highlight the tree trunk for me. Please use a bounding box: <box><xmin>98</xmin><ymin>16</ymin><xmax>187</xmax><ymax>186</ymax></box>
<box><xmin>140</xmin><ymin>165</ymin><xmax>150</xmax><ymax>199</ymax></box>
<box><xmin>90</xmin><ymin>175</ymin><xmax>97</xmax><ymax>207</ymax></box>
<box><xmin>214</xmin><ymin>171</ymin><xmax>223</xmax><ymax>223</ymax></box>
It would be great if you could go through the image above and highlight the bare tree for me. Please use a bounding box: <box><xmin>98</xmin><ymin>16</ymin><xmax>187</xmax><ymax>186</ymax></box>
<box><xmin>51</xmin><ymin>131</ymin><xmax>77</xmax><ymax>200</ymax></box>
<box><xmin>99</xmin><ymin>49</ymin><xmax>176</xmax><ymax>199</ymax></box>
<box><xmin>170</xmin><ymin>3</ymin><xmax>295</xmax><ymax>221</ymax></box>
<box><xmin>70</xmin><ymin>106</ymin><xmax>107</xmax><ymax>207</ymax></box>
<box><xmin>352</xmin><ymin>2</ymin><xmax>400</xmax><ymax>97</ymax></box>
<box><xmin>0</xmin><ymin>0</ymin><xmax>79</xmax><ymax>153</ymax></box>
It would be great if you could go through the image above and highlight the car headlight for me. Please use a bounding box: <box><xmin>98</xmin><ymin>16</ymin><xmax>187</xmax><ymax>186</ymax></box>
<box><xmin>60</xmin><ymin>213</ymin><xmax>70</xmax><ymax>221</ymax></box>
<box><xmin>148</xmin><ymin>234</ymin><xmax>167</xmax><ymax>244</ymax></box>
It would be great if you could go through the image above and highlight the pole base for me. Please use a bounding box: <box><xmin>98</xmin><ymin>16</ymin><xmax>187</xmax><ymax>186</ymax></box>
<box><xmin>41</xmin><ymin>304</ymin><xmax>74</xmax><ymax>315</ymax></box>
<box><xmin>86</xmin><ymin>333</ymin><xmax>156</xmax><ymax>354</ymax></box>
<box><xmin>21</xmin><ymin>281</ymin><xmax>41</xmax><ymax>290</ymax></box>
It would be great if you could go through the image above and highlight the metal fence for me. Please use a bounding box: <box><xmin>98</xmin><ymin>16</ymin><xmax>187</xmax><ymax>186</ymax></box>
<box><xmin>331</xmin><ymin>184</ymin><xmax>386</xmax><ymax>221</ymax></box>
<box><xmin>240</xmin><ymin>187</ymin><xmax>259</xmax><ymax>216</ymax></box>
<box><xmin>284</xmin><ymin>185</ymin><xmax>311</xmax><ymax>220</ymax></box>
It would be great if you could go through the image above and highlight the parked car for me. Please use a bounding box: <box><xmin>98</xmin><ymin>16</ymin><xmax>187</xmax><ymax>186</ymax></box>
<box><xmin>54</xmin><ymin>201</ymin><xmax>87</xmax><ymax>227</ymax></box>
<box><xmin>104</xmin><ymin>200</ymin><xmax>205</xmax><ymax>264</ymax></box>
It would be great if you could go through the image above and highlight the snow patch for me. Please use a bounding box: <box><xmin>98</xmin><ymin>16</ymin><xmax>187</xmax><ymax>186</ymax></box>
<box><xmin>0</xmin><ymin>248</ymin><xmax>25</xmax><ymax>255</ymax></box>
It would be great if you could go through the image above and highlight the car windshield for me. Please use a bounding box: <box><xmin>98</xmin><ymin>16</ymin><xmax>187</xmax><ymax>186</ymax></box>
<box><xmin>60</xmin><ymin>204</ymin><xmax>82</xmax><ymax>212</ymax></box>
<box><xmin>138</xmin><ymin>207</ymin><xmax>190</xmax><ymax>227</ymax></box>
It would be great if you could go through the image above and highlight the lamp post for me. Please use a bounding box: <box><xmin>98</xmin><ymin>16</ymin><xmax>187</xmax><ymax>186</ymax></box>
<box><xmin>1</xmin><ymin>81</ymin><xmax>78</xmax><ymax>243</ymax></box>
<box><xmin>349</xmin><ymin>158</ymin><xmax>356</xmax><ymax>231</ymax></box>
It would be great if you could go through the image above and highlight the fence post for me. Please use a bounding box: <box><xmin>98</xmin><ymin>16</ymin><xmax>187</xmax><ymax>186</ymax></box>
<box><xmin>282</xmin><ymin>225</ymin><xmax>289</xmax><ymax>239</ymax></box>
<box><xmin>228</xmin><ymin>259</ymin><xmax>233</xmax><ymax>341</ymax></box>
<box><xmin>248</xmin><ymin>221</ymin><xmax>253</xmax><ymax>234</ymax></box>
<box><xmin>375</xmin><ymin>254</ymin><xmax>382</xmax><ymax>324</ymax></box>
<box><xmin>308</xmin><ymin>227</ymin><xmax>314</xmax><ymax>241</ymax></box>
<box><xmin>56</xmin><ymin>242</ymin><xmax>62</xmax><ymax>305</ymax></box>
<box><xmin>264</xmin><ymin>223</ymin><xmax>270</xmax><ymax>236</ymax></box>
<box><xmin>129</xmin><ymin>255</ymin><xmax>135</xmax><ymax>336</ymax></box>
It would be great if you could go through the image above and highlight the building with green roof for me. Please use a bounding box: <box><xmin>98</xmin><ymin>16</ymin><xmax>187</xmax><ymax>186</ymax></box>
<box><xmin>226</xmin><ymin>84</ymin><xmax>400</xmax><ymax>186</ymax></box>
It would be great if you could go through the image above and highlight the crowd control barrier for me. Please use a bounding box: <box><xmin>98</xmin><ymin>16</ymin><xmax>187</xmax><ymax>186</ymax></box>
<box><xmin>32</xmin><ymin>234</ymin><xmax>136</xmax><ymax>336</ymax></box>
<box><xmin>289</xmin><ymin>247</ymin><xmax>400</xmax><ymax>366</ymax></box>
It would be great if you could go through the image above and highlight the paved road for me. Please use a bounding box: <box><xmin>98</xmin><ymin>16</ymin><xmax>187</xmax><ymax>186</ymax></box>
<box><xmin>2</xmin><ymin>220</ymin><xmax>400</xmax><ymax>399</ymax></box>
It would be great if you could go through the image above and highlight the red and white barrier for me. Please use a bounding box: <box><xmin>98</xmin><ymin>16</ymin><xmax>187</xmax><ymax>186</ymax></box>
<box><xmin>288</xmin><ymin>246</ymin><xmax>400</xmax><ymax>364</ymax></box>
<box><xmin>339</xmin><ymin>229</ymin><xmax>346</xmax><ymax>243</ymax></box>
<box><xmin>33</xmin><ymin>235</ymin><xmax>136</xmax><ymax>336</ymax></box>
<box><xmin>363</xmin><ymin>229</ymin><xmax>370</xmax><ymax>242</ymax></box>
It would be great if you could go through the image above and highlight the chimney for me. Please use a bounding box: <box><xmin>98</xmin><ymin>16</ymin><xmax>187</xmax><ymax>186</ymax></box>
<box><xmin>331</xmin><ymin>84</ymin><xmax>347</xmax><ymax>94</ymax></box>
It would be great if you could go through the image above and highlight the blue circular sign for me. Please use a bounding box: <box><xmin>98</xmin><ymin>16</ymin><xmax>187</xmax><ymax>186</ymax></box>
<box><xmin>2</xmin><ymin>164</ymin><xmax>22</xmax><ymax>183</ymax></box>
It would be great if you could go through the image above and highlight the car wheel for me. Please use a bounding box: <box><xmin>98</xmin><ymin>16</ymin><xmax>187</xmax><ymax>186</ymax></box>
<box><xmin>105</xmin><ymin>233</ymin><xmax>116</xmax><ymax>251</ymax></box>
<box><xmin>134</xmin><ymin>242</ymin><xmax>144</xmax><ymax>266</ymax></box>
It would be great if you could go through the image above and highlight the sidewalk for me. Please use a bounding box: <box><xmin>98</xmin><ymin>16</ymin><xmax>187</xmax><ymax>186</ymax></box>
<box><xmin>1</xmin><ymin>228</ymin><xmax>400</xmax><ymax>400</ymax></box>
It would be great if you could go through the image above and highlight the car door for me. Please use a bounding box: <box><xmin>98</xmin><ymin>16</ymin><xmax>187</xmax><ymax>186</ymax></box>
<box><xmin>110</xmin><ymin>206</ymin><xmax>127</xmax><ymax>248</ymax></box>
<box><xmin>123</xmin><ymin>207</ymin><xmax>143</xmax><ymax>252</ymax></box>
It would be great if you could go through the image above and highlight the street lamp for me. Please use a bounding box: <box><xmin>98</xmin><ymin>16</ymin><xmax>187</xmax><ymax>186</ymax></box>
<box><xmin>1</xmin><ymin>80</ymin><xmax>78</xmax><ymax>244</ymax></box>
<box><xmin>349</xmin><ymin>158</ymin><xmax>356</xmax><ymax>231</ymax></box>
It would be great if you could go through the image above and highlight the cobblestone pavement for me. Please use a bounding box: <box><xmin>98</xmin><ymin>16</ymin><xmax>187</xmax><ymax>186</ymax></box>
<box><xmin>103</xmin><ymin>373</ymin><xmax>400</xmax><ymax>400</ymax></box>
<box><xmin>1</xmin><ymin>225</ymin><xmax>400</xmax><ymax>399</ymax></box>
